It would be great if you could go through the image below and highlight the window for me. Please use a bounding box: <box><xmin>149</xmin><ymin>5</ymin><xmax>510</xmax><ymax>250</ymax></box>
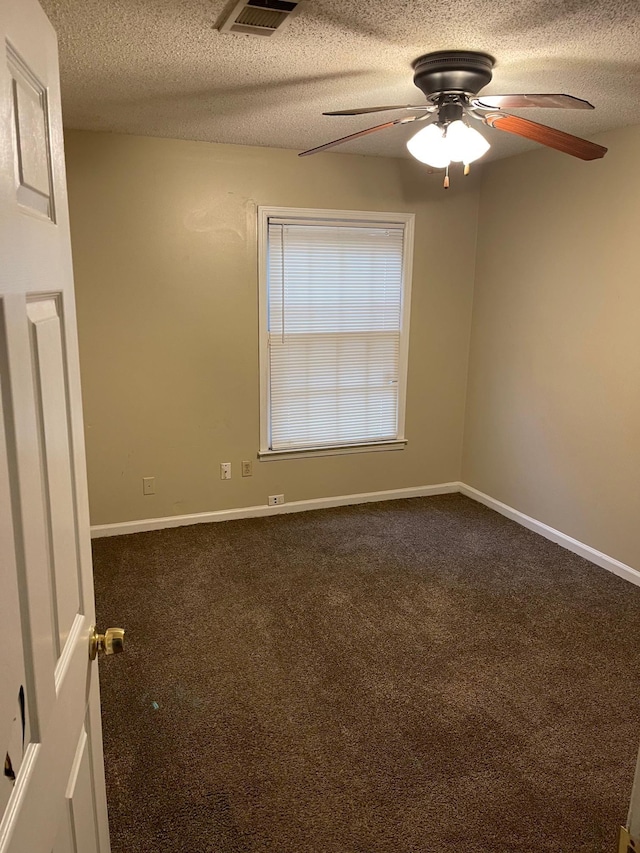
<box><xmin>258</xmin><ymin>207</ymin><xmax>414</xmax><ymax>458</ymax></box>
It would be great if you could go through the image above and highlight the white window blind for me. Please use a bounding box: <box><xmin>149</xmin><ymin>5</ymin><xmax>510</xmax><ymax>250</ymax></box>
<box><xmin>265</xmin><ymin>217</ymin><xmax>409</xmax><ymax>452</ymax></box>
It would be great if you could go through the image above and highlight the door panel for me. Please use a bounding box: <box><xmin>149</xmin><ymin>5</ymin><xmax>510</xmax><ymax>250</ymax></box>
<box><xmin>0</xmin><ymin>0</ymin><xmax>112</xmax><ymax>851</ymax></box>
<box><xmin>51</xmin><ymin>807</ymin><xmax>74</xmax><ymax>853</ymax></box>
<box><xmin>7</xmin><ymin>40</ymin><xmax>55</xmax><ymax>219</ymax></box>
<box><xmin>27</xmin><ymin>295</ymin><xmax>82</xmax><ymax>659</ymax></box>
<box><xmin>0</xmin><ymin>380</ymin><xmax>29</xmax><ymax>820</ymax></box>
<box><xmin>51</xmin><ymin>723</ymin><xmax>101</xmax><ymax>853</ymax></box>
<box><xmin>1</xmin><ymin>294</ymin><xmax>56</xmax><ymax>752</ymax></box>
<box><xmin>66</xmin><ymin>729</ymin><xmax>100</xmax><ymax>853</ymax></box>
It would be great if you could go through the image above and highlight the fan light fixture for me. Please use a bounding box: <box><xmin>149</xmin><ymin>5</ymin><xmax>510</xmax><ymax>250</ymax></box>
<box><xmin>407</xmin><ymin>120</ymin><xmax>490</xmax><ymax>169</ymax></box>
<box><xmin>301</xmin><ymin>51</ymin><xmax>608</xmax><ymax>189</ymax></box>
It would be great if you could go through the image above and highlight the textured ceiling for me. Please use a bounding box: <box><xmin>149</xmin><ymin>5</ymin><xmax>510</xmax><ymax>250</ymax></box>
<box><xmin>40</xmin><ymin>0</ymin><xmax>640</xmax><ymax>161</ymax></box>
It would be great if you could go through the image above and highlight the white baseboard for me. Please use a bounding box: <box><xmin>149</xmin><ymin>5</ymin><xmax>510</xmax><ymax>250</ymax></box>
<box><xmin>90</xmin><ymin>482</ymin><xmax>459</xmax><ymax>538</ymax></box>
<box><xmin>90</xmin><ymin>479</ymin><xmax>640</xmax><ymax>589</ymax></box>
<box><xmin>459</xmin><ymin>483</ymin><xmax>640</xmax><ymax>588</ymax></box>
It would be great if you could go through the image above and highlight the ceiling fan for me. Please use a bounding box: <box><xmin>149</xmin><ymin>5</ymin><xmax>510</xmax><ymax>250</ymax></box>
<box><xmin>299</xmin><ymin>51</ymin><xmax>608</xmax><ymax>186</ymax></box>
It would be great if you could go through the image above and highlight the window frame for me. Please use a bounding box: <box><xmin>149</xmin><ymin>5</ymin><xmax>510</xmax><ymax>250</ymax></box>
<box><xmin>257</xmin><ymin>206</ymin><xmax>415</xmax><ymax>460</ymax></box>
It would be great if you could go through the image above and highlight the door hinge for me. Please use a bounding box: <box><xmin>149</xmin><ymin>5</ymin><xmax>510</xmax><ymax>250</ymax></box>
<box><xmin>619</xmin><ymin>826</ymin><xmax>639</xmax><ymax>853</ymax></box>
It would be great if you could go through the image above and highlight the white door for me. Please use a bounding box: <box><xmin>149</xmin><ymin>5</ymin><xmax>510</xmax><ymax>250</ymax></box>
<box><xmin>621</xmin><ymin>753</ymin><xmax>640</xmax><ymax>849</ymax></box>
<box><xmin>0</xmin><ymin>0</ymin><xmax>113</xmax><ymax>851</ymax></box>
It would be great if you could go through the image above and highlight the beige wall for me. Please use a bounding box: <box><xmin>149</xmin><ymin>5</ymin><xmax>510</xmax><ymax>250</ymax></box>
<box><xmin>65</xmin><ymin>130</ymin><xmax>480</xmax><ymax>525</ymax></box>
<box><xmin>463</xmin><ymin>125</ymin><xmax>640</xmax><ymax>569</ymax></box>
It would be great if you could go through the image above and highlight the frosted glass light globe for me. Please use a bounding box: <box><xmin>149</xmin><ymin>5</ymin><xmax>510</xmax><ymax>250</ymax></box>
<box><xmin>446</xmin><ymin>120</ymin><xmax>490</xmax><ymax>164</ymax></box>
<box><xmin>406</xmin><ymin>124</ymin><xmax>451</xmax><ymax>168</ymax></box>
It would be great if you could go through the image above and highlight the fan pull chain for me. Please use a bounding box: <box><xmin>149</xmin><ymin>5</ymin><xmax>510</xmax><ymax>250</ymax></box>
<box><xmin>443</xmin><ymin>165</ymin><xmax>450</xmax><ymax>189</ymax></box>
<box><xmin>464</xmin><ymin>163</ymin><xmax>470</xmax><ymax>176</ymax></box>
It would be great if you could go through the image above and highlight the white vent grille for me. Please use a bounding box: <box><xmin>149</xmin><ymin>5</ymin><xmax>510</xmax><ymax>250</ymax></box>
<box><xmin>218</xmin><ymin>0</ymin><xmax>305</xmax><ymax>36</ymax></box>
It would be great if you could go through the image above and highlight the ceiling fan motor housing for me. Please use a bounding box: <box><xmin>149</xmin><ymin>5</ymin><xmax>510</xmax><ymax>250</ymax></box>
<box><xmin>413</xmin><ymin>51</ymin><xmax>495</xmax><ymax>100</ymax></box>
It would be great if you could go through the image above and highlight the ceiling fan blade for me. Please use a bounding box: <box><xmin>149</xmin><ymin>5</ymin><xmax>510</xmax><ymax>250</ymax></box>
<box><xmin>299</xmin><ymin>117</ymin><xmax>415</xmax><ymax>157</ymax></box>
<box><xmin>324</xmin><ymin>105</ymin><xmax>427</xmax><ymax>116</ymax></box>
<box><xmin>472</xmin><ymin>93</ymin><xmax>594</xmax><ymax>110</ymax></box>
<box><xmin>483</xmin><ymin>113</ymin><xmax>607</xmax><ymax>160</ymax></box>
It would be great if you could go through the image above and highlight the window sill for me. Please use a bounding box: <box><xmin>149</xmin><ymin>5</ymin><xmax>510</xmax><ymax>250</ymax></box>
<box><xmin>258</xmin><ymin>440</ymin><xmax>407</xmax><ymax>461</ymax></box>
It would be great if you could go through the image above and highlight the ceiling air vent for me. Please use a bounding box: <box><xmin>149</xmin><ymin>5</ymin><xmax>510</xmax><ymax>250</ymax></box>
<box><xmin>218</xmin><ymin>0</ymin><xmax>305</xmax><ymax>36</ymax></box>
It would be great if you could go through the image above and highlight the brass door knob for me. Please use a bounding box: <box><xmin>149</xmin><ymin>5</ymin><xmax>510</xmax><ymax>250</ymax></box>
<box><xmin>90</xmin><ymin>627</ymin><xmax>125</xmax><ymax>660</ymax></box>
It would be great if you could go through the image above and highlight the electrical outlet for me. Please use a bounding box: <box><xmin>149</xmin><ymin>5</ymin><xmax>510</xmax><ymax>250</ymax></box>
<box><xmin>242</xmin><ymin>460</ymin><xmax>252</xmax><ymax>477</ymax></box>
<box><xmin>142</xmin><ymin>477</ymin><xmax>155</xmax><ymax>495</ymax></box>
<box><xmin>220</xmin><ymin>462</ymin><xmax>231</xmax><ymax>480</ymax></box>
<box><xmin>268</xmin><ymin>494</ymin><xmax>284</xmax><ymax>506</ymax></box>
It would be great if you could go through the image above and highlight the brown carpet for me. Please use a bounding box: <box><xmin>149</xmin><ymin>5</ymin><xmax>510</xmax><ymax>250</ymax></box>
<box><xmin>93</xmin><ymin>494</ymin><xmax>640</xmax><ymax>853</ymax></box>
